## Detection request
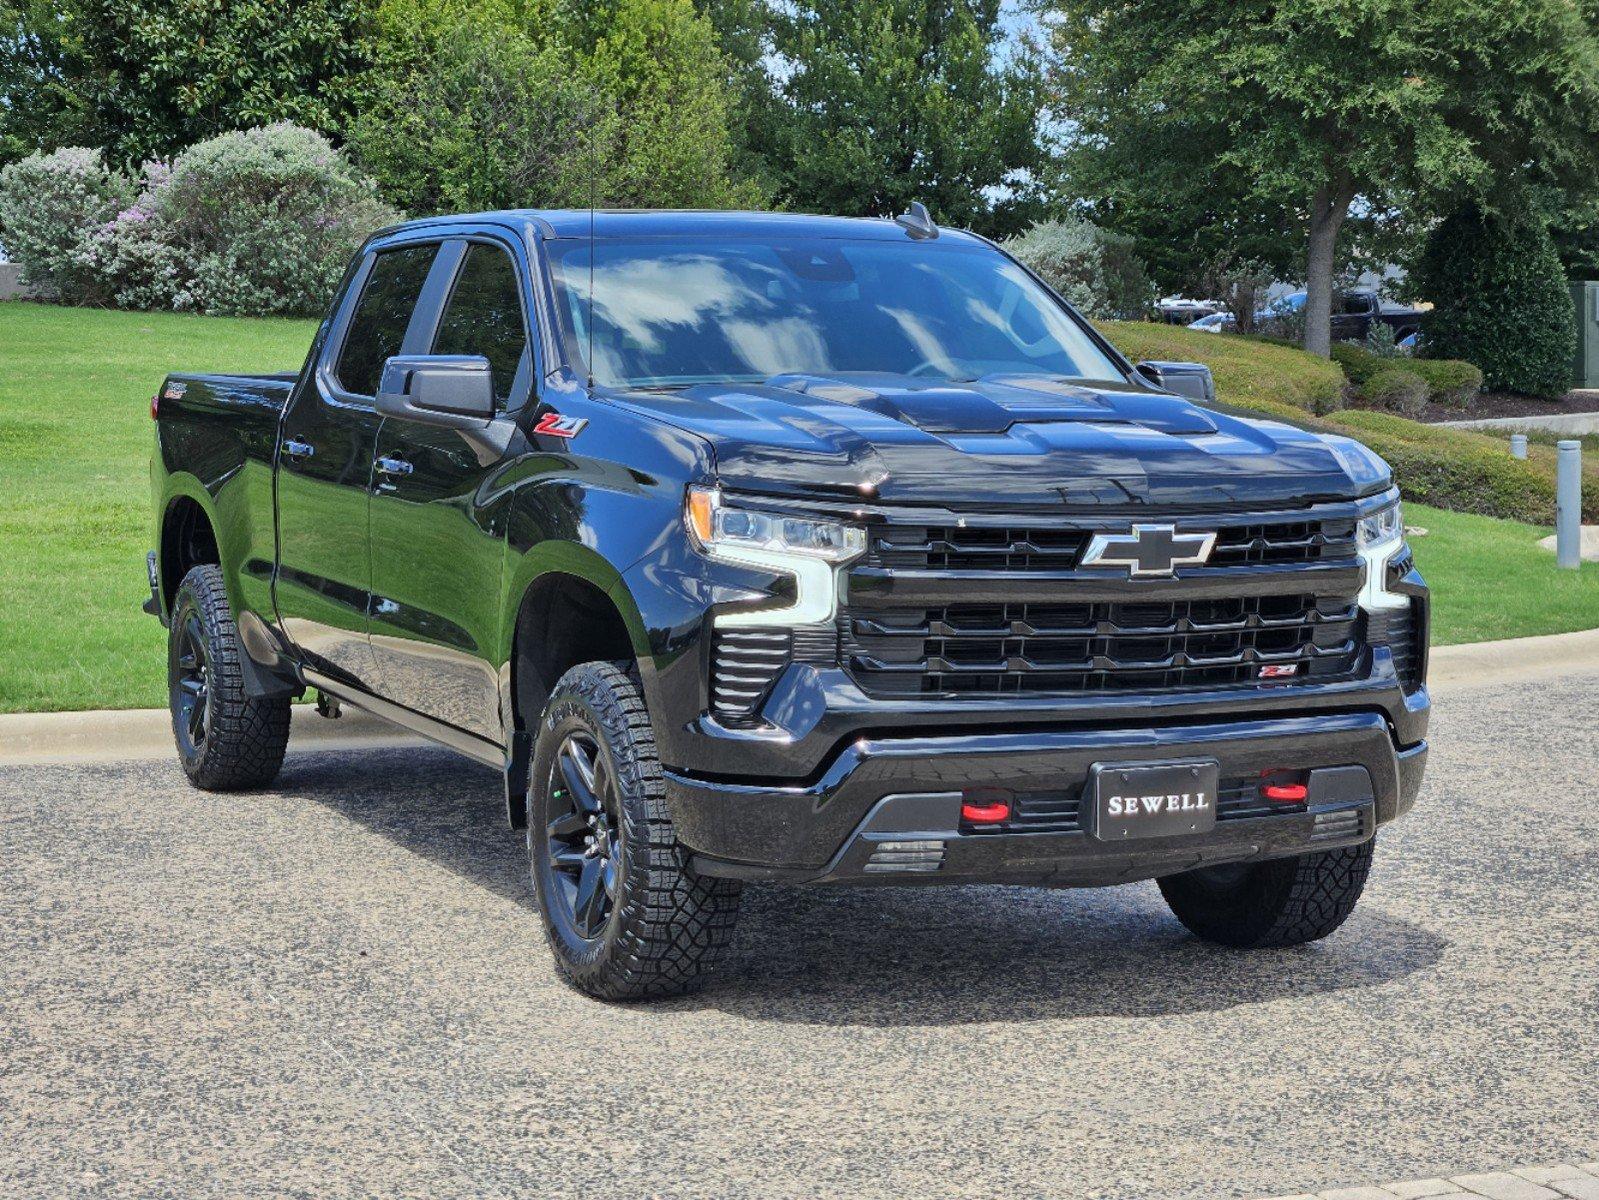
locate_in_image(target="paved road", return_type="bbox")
[3,672,1597,1200]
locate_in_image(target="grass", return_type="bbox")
[1405,503,1599,644]
[0,302,1594,713]
[0,302,317,713]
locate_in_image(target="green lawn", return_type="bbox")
[0,301,1594,713]
[1404,502,1599,645]
[0,302,317,713]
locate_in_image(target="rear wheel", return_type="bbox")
[167,564,290,790]
[528,661,741,1000]
[1158,839,1373,949]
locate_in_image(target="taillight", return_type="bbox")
[150,392,160,421]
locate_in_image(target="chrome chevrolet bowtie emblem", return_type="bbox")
[1080,524,1216,577]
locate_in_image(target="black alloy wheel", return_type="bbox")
[170,611,212,758]
[543,731,622,940]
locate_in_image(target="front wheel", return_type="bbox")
[167,564,291,790]
[1158,839,1374,949]
[528,661,742,1000]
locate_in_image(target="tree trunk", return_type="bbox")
[1303,179,1353,359]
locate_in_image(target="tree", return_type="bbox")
[346,0,758,214]
[1046,0,1599,356]
[703,0,1045,238]
[0,0,379,169]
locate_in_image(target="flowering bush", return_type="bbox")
[1004,216,1154,320]
[0,124,398,316]
[158,123,399,316]
[0,148,132,302]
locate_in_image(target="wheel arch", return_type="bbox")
[157,484,225,614]
[499,553,653,829]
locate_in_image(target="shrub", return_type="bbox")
[0,126,397,317]
[1326,410,1599,524]
[0,148,132,302]
[1332,340,1483,409]
[1096,320,1346,414]
[1405,358,1483,409]
[1413,205,1576,397]
[1364,320,1401,358]
[157,124,399,316]
[1008,218,1154,320]
[1330,340,1382,388]
[1364,367,1429,417]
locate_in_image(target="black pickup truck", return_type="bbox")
[147,209,1429,999]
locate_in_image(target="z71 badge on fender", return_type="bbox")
[533,412,587,439]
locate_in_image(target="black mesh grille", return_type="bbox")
[710,629,791,722]
[843,594,1362,697]
[1365,601,1422,691]
[866,517,1358,572]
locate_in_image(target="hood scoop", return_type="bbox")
[764,372,1218,437]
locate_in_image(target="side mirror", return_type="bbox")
[375,355,495,427]
[1135,360,1215,404]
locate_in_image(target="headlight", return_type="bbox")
[686,486,866,627]
[687,486,866,563]
[1356,497,1407,612]
[1357,499,1403,550]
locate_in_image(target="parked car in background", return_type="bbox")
[1334,289,1428,344]
[1188,311,1236,333]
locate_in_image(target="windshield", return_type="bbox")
[545,236,1126,389]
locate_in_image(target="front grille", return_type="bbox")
[866,517,1358,572]
[843,594,1362,697]
[710,629,791,722]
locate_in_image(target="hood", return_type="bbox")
[608,372,1391,510]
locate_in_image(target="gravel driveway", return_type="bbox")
[3,671,1596,1199]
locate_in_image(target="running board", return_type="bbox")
[300,670,505,769]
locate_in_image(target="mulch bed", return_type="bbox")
[1419,390,1599,424]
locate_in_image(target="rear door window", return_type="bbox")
[431,243,529,408]
[335,244,439,397]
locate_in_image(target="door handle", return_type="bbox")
[281,438,315,459]
[375,455,413,477]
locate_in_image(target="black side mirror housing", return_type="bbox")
[1135,360,1216,404]
[376,355,495,427]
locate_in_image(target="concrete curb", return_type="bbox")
[0,705,424,766]
[3,626,1599,765]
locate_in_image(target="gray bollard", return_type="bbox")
[1556,439,1582,569]
[1510,434,1528,460]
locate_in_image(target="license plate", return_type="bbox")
[1087,759,1220,841]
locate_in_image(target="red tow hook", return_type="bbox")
[960,799,1011,824]
[1259,770,1309,804]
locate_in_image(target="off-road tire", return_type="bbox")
[1158,839,1374,949]
[167,564,290,790]
[528,661,742,1000]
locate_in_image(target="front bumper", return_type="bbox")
[668,711,1426,886]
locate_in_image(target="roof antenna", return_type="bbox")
[586,97,598,390]
[894,200,939,240]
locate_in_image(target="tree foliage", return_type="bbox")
[0,0,378,169]
[1046,0,1599,355]
[1004,217,1152,319]
[1413,206,1577,398]
[705,0,1044,238]
[345,0,758,214]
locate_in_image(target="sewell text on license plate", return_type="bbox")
[1087,759,1220,840]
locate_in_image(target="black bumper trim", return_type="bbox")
[667,712,1423,878]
